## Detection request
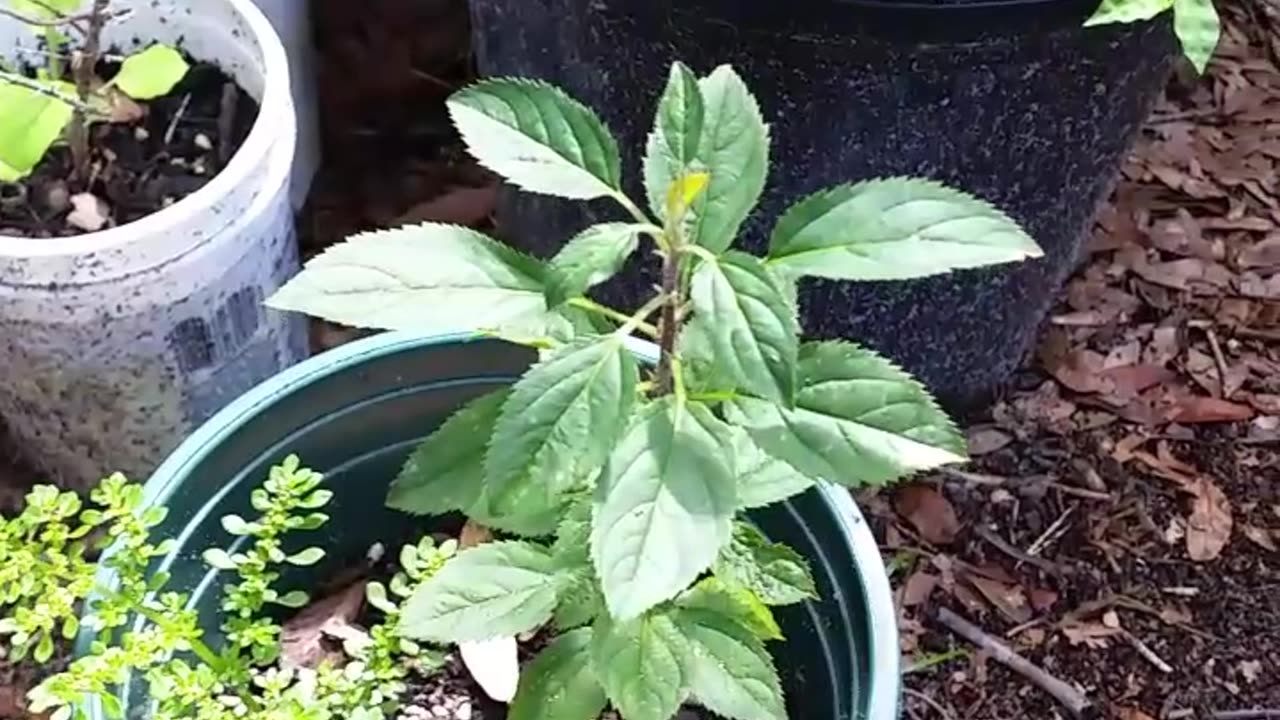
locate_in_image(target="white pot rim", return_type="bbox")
[0,0,290,260]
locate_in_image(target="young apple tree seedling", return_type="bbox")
[268,61,1044,720]
[0,0,189,182]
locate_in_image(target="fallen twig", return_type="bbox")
[1212,711,1280,720]
[1027,505,1076,557]
[936,607,1093,718]
[163,92,193,146]
[973,525,1069,576]
[1121,630,1172,673]
[903,687,957,720]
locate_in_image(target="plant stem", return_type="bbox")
[654,251,682,396]
[568,297,659,338]
[69,0,109,183]
[0,70,95,112]
[611,192,653,228]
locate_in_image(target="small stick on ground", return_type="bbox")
[1212,711,1280,720]
[1121,630,1172,673]
[973,525,1068,576]
[216,82,238,169]
[902,688,958,720]
[936,607,1093,718]
[1027,505,1076,557]
[1206,327,1232,398]
[163,92,193,146]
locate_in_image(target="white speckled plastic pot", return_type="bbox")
[0,0,309,489]
[250,0,320,206]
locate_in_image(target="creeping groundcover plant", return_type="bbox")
[264,61,1044,720]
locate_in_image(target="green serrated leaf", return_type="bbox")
[202,548,237,571]
[509,628,608,720]
[685,66,770,253]
[266,224,569,341]
[725,341,966,486]
[728,428,815,509]
[400,541,564,643]
[1173,0,1220,74]
[679,577,782,641]
[287,547,326,566]
[767,178,1042,281]
[545,224,646,307]
[0,78,73,177]
[715,523,817,605]
[486,337,638,515]
[553,569,604,631]
[551,502,593,570]
[388,389,509,516]
[644,61,706,218]
[591,612,687,720]
[448,78,622,200]
[112,45,189,100]
[1083,0,1174,24]
[592,398,737,620]
[690,251,798,403]
[675,607,786,720]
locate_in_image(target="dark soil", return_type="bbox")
[0,57,257,238]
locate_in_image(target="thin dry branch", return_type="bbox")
[936,608,1093,718]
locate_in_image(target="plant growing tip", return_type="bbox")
[270,59,1042,720]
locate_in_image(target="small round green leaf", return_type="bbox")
[202,548,238,571]
[286,547,326,566]
[113,45,189,100]
[275,590,310,608]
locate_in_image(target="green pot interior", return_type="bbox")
[91,334,896,719]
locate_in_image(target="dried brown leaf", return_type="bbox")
[895,486,960,546]
[394,184,499,227]
[1186,476,1234,561]
[966,426,1013,456]
[280,581,367,670]
[965,575,1032,624]
[1169,393,1256,423]
[1243,524,1278,551]
[902,570,940,608]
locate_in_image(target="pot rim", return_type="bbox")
[129,330,901,718]
[0,0,291,259]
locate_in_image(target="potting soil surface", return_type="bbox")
[0,59,257,237]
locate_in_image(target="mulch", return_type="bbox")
[886,3,1280,718]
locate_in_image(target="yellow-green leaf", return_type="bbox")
[1173,0,1221,74]
[113,45,189,100]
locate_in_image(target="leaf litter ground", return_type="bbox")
[887,3,1280,717]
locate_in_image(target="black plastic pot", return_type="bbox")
[468,0,1176,410]
[84,333,902,720]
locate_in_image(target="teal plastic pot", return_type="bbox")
[88,332,901,719]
